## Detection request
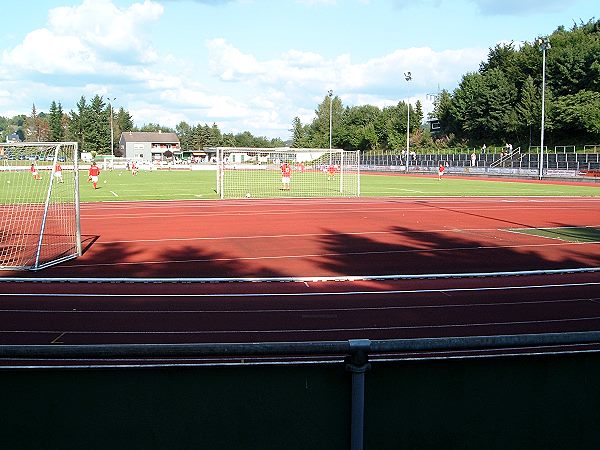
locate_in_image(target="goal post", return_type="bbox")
[215,147,360,199]
[0,142,81,271]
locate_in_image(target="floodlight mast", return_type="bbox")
[404,72,412,173]
[538,38,550,180]
[109,97,116,157]
[328,89,333,165]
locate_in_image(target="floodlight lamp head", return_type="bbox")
[538,37,550,50]
[404,72,412,81]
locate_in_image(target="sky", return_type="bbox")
[0,0,597,140]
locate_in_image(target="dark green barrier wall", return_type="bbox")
[366,353,600,449]
[2,352,600,449]
[1,364,350,449]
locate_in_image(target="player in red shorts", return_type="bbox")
[88,161,101,189]
[327,164,336,180]
[30,163,41,180]
[438,163,446,180]
[281,162,291,190]
[53,162,63,183]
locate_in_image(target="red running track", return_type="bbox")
[0,197,599,358]
[15,196,600,278]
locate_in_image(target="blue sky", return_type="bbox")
[0,0,596,139]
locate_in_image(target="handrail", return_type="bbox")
[1,331,599,360]
[490,146,521,168]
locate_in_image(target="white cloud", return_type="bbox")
[3,28,96,75]
[199,38,488,136]
[206,38,485,97]
[2,0,163,74]
[207,38,265,81]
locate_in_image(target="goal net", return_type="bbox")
[215,147,360,199]
[0,142,81,271]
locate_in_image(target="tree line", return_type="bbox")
[290,95,424,151]
[0,96,285,156]
[0,95,135,156]
[433,19,600,149]
[1,19,598,154]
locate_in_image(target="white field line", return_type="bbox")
[4,315,600,335]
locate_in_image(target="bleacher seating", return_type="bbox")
[361,150,600,176]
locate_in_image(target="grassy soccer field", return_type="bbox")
[74,169,598,202]
[359,173,600,197]
[1,168,599,203]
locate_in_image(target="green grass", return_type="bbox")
[360,173,600,197]
[77,170,599,201]
[1,169,599,203]
[508,227,600,243]
[78,169,219,202]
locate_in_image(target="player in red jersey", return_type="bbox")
[88,161,101,189]
[281,162,291,190]
[438,163,446,180]
[53,162,63,183]
[326,164,336,180]
[30,163,41,180]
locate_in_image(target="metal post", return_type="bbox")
[34,145,60,269]
[73,142,82,257]
[404,72,412,173]
[328,90,333,165]
[109,97,116,158]
[346,339,371,450]
[340,150,344,193]
[538,38,550,180]
[356,150,361,197]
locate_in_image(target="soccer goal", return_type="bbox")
[215,147,360,199]
[0,142,81,271]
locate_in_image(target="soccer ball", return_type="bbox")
[245,193,251,198]
[104,180,107,184]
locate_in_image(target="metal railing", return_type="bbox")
[2,332,600,450]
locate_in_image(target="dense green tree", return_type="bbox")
[290,116,306,148]
[234,131,255,147]
[48,101,65,142]
[339,104,382,151]
[310,95,343,148]
[377,104,402,150]
[515,76,540,146]
[115,107,134,145]
[191,124,212,149]
[550,90,600,137]
[26,103,46,142]
[209,123,222,147]
[176,121,193,150]
[83,95,109,154]
[221,133,236,147]
[68,96,90,150]
[413,101,424,131]
[136,123,174,133]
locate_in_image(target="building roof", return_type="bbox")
[121,131,180,143]
[6,133,21,142]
